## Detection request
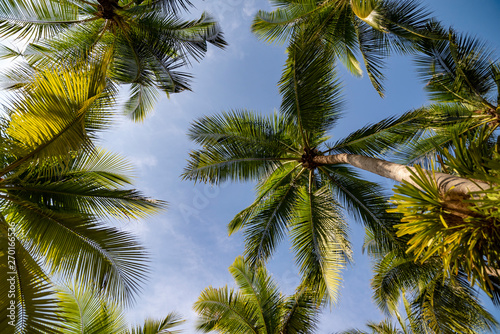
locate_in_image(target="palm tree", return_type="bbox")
[0,0,226,120]
[183,35,435,303]
[183,31,500,302]
[0,63,165,332]
[194,256,320,334]
[252,0,442,96]
[55,286,128,333]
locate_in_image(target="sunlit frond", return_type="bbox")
[291,185,352,303]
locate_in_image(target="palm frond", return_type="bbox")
[280,286,320,334]
[279,32,343,144]
[251,1,319,45]
[137,11,226,62]
[355,20,387,96]
[319,165,399,254]
[194,287,260,333]
[380,0,439,52]
[182,110,298,184]
[371,251,441,315]
[415,26,498,107]
[130,312,185,334]
[0,228,60,333]
[228,163,303,235]
[8,204,149,307]
[240,164,304,266]
[134,0,193,15]
[0,0,82,41]
[290,185,352,303]
[229,256,281,333]
[409,273,498,333]
[123,83,160,122]
[394,103,491,164]
[325,108,428,157]
[1,62,114,177]
[55,286,127,334]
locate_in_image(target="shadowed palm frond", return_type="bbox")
[0,223,61,333]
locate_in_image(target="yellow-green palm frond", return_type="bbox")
[1,61,115,177]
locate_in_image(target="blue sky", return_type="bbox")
[97,0,500,332]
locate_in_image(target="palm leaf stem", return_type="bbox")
[0,16,98,25]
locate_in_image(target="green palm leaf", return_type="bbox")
[0,62,113,177]
[241,164,304,266]
[0,224,60,334]
[130,312,185,334]
[55,286,127,334]
[279,33,342,143]
[291,185,352,302]
[194,256,322,334]
[8,204,149,307]
[183,110,297,184]
[0,0,83,41]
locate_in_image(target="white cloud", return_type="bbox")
[128,154,158,170]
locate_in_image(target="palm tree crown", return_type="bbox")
[252,0,440,95]
[0,0,226,120]
[0,63,166,332]
[194,256,320,334]
[183,35,425,303]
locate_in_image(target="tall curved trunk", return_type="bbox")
[313,153,492,196]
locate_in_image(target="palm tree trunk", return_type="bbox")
[313,153,491,196]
